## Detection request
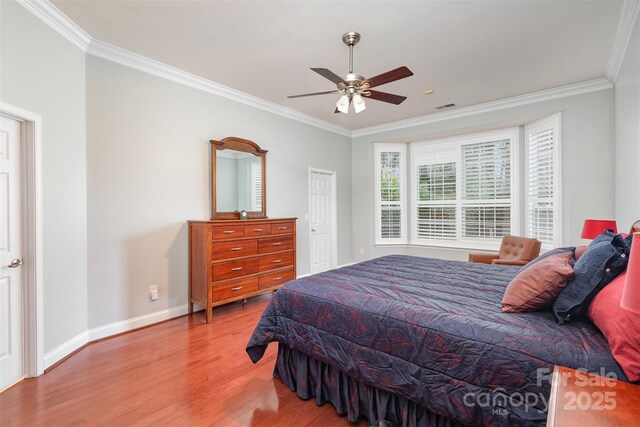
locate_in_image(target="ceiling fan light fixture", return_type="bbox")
[353,93,366,113]
[336,94,350,113]
[287,32,413,113]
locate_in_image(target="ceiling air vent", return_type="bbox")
[435,103,456,110]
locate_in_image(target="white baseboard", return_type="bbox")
[297,262,356,280]
[43,305,189,370]
[43,330,90,370]
[42,263,358,371]
[88,304,189,342]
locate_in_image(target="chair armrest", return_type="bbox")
[492,259,530,266]
[468,253,499,264]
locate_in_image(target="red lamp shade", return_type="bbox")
[621,233,640,314]
[581,219,618,239]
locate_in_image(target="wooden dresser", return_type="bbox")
[188,218,297,323]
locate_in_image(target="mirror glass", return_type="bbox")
[215,149,263,212]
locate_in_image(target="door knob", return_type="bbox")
[8,258,23,268]
[311,229,316,232]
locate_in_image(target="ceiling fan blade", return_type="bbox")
[363,66,413,89]
[311,68,347,85]
[288,90,340,99]
[364,90,407,105]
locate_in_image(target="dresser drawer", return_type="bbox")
[211,258,259,281]
[271,222,294,235]
[258,235,294,253]
[259,268,295,290]
[212,225,245,240]
[244,224,271,237]
[259,251,294,272]
[211,239,257,260]
[212,277,259,302]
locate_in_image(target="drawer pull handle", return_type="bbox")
[230,247,243,251]
[272,259,282,263]
[253,228,263,232]
[273,277,282,281]
[273,242,282,246]
[231,267,243,271]
[278,226,287,230]
[231,286,243,291]
[222,230,235,234]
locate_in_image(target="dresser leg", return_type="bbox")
[205,306,212,324]
[188,302,193,315]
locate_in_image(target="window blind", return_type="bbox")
[416,162,456,239]
[526,118,558,247]
[461,140,511,239]
[378,150,404,240]
[251,162,262,211]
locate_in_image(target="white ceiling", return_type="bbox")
[52,0,624,130]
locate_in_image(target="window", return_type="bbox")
[250,161,262,211]
[414,144,457,240]
[375,143,406,244]
[410,129,520,249]
[460,139,512,239]
[525,114,562,249]
[374,115,562,251]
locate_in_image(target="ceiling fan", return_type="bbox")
[287,32,414,114]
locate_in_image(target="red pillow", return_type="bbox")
[588,272,640,382]
[502,252,574,312]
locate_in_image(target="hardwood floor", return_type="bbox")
[1,295,366,426]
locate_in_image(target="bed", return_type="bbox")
[246,255,626,426]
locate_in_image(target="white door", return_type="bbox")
[310,170,333,274]
[0,116,23,391]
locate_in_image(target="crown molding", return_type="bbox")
[16,0,351,137]
[17,0,91,51]
[86,39,351,137]
[607,0,640,84]
[16,0,621,140]
[351,78,613,138]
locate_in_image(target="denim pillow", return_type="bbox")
[553,231,632,324]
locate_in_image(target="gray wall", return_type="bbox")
[216,156,238,211]
[86,56,352,328]
[615,16,640,229]
[0,1,88,352]
[352,89,615,262]
[2,0,628,357]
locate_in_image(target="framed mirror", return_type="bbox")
[211,137,267,219]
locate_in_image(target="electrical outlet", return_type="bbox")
[360,248,365,255]
[149,285,159,301]
[304,213,309,221]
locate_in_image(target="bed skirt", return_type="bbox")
[274,344,466,427]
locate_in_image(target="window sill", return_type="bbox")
[375,243,501,253]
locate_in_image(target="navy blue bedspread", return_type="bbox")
[246,255,625,426]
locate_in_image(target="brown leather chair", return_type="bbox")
[468,235,542,266]
[630,219,640,234]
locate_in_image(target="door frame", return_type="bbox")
[308,168,338,273]
[1,102,44,377]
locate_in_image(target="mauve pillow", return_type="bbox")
[588,272,640,382]
[553,231,632,324]
[521,247,575,269]
[574,246,588,261]
[502,251,575,313]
